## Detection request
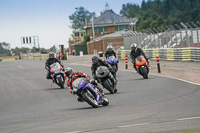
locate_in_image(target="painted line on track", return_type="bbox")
[176,116,200,121]
[18,65,23,69]
[64,116,200,133]
[118,68,200,86]
[64,131,84,133]
[150,73,200,86]
[117,123,150,128]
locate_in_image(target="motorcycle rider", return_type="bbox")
[105,45,117,59]
[91,56,117,92]
[65,67,104,102]
[45,52,64,79]
[130,43,149,71]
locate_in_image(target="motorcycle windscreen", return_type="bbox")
[96,66,109,78]
[136,56,143,62]
[72,78,82,89]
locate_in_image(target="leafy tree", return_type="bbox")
[69,7,96,30]
[83,35,90,45]
[0,42,11,56]
[120,0,200,31]
[11,47,31,56]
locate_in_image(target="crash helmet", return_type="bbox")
[91,56,100,64]
[65,67,74,77]
[130,43,137,51]
[107,45,113,52]
[130,43,137,48]
[49,52,54,58]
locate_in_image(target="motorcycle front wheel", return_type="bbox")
[82,90,98,108]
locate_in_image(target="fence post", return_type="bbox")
[156,56,161,73]
[125,55,128,69]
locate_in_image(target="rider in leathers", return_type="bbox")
[130,43,149,71]
[91,56,117,92]
[65,67,104,102]
[105,45,117,59]
[45,52,64,79]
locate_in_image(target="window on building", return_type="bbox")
[115,26,119,31]
[119,25,130,31]
[81,33,84,37]
[103,27,107,32]
[94,27,103,33]
[75,32,79,37]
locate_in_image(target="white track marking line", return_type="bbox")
[176,116,200,121]
[119,68,200,86]
[18,65,23,68]
[150,73,200,86]
[117,123,150,128]
[64,131,84,133]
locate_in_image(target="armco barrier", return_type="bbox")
[182,48,191,61]
[167,49,174,61]
[117,48,200,61]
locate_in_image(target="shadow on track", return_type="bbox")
[45,88,66,90]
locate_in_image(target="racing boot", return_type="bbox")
[97,86,104,93]
[77,96,84,102]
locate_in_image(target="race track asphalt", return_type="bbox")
[0,60,200,133]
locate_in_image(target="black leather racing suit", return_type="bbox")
[105,50,117,59]
[45,57,63,79]
[130,48,149,70]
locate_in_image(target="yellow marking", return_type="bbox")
[121,50,125,59]
[182,48,191,61]
[152,49,159,60]
[2,58,15,61]
[167,48,174,60]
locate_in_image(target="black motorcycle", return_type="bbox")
[95,66,117,94]
[50,62,65,88]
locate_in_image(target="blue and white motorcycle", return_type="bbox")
[72,78,109,108]
[107,56,119,77]
[50,62,65,88]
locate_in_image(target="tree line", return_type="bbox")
[0,42,51,57]
[120,0,200,30]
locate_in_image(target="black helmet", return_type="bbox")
[92,56,100,64]
[49,52,54,58]
[65,67,74,77]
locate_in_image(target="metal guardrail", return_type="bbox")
[116,48,200,61]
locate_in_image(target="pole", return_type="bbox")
[125,55,128,69]
[92,18,95,39]
[156,56,161,73]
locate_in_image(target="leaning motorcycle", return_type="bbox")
[95,66,117,94]
[50,62,65,88]
[134,55,149,79]
[107,56,119,77]
[72,78,109,108]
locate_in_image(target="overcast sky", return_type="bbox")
[0,0,143,49]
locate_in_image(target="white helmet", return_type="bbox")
[130,43,137,48]
[107,45,113,50]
